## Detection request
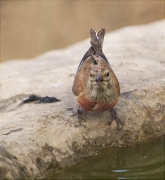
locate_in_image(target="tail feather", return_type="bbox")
[77,28,109,71]
[90,28,105,53]
[97,28,105,49]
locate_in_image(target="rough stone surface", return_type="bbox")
[0,20,165,179]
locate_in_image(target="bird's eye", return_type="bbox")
[106,72,109,77]
[90,74,93,77]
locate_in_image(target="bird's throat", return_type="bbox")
[89,86,114,102]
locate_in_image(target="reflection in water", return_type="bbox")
[47,136,165,179]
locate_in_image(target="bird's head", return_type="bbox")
[87,65,114,101]
[89,68,111,87]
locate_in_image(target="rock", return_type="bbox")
[0,20,165,179]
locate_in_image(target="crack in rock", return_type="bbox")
[2,128,23,135]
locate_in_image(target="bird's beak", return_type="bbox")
[96,75,103,84]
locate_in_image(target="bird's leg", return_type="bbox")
[70,107,85,124]
[109,108,123,133]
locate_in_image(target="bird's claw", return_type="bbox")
[70,108,85,124]
[109,108,124,133]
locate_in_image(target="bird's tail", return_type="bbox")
[90,28,109,64]
[90,28,105,51]
[77,28,108,71]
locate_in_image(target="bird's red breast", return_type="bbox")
[76,91,118,112]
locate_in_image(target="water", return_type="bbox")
[47,136,165,179]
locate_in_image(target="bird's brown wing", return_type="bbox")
[72,56,94,96]
[76,47,95,72]
[107,65,120,96]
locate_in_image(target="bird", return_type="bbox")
[72,28,123,131]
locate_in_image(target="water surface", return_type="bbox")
[48,136,165,179]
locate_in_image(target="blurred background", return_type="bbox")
[1,1,164,62]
